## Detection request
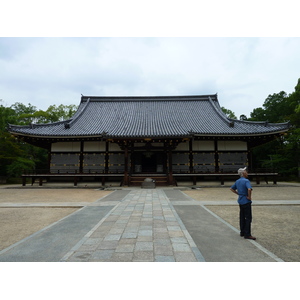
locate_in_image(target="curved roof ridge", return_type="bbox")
[230,118,290,127]
[7,118,71,131]
[81,94,218,102]
[64,98,90,129]
[208,96,233,127]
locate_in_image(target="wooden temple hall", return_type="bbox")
[8,94,290,186]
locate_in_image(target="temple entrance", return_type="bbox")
[132,151,165,173]
[142,152,156,172]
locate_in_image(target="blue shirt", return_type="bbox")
[230,177,252,205]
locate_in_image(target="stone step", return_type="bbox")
[130,176,168,186]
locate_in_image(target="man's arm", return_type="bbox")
[230,188,238,195]
[247,188,252,200]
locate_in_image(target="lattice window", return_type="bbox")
[83,153,105,173]
[172,153,189,173]
[108,153,124,173]
[219,152,248,172]
[193,152,215,173]
[50,153,80,173]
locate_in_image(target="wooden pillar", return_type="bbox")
[247,141,252,171]
[189,139,196,184]
[105,141,109,173]
[214,140,219,173]
[220,176,225,185]
[130,142,134,174]
[167,146,173,185]
[79,141,84,173]
[123,142,129,186]
[189,139,193,174]
[48,151,51,173]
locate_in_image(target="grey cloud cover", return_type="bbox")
[1,37,300,118]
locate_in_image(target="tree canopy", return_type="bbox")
[0,102,77,179]
[248,78,300,178]
[221,107,237,119]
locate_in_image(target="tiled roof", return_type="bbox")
[8,95,290,138]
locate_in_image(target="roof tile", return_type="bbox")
[8,95,290,138]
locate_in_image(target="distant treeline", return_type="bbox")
[0,103,77,179]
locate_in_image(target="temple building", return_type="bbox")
[8,94,290,186]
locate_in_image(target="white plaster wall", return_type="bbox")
[217,141,247,151]
[84,141,106,152]
[176,142,189,150]
[51,142,80,152]
[192,140,214,151]
[109,143,123,151]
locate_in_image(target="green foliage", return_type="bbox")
[9,103,78,125]
[6,157,35,178]
[0,101,77,178]
[0,103,18,130]
[249,78,300,177]
[250,107,266,121]
[0,132,26,176]
[239,114,247,121]
[221,107,237,119]
[262,91,292,122]
[46,104,77,122]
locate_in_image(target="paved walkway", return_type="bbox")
[0,189,286,262]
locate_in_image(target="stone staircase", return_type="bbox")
[129,174,169,186]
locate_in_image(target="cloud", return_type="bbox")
[1,37,300,118]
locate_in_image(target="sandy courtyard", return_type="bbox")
[184,184,300,262]
[0,183,299,261]
[0,188,111,251]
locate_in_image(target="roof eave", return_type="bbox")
[193,130,289,137]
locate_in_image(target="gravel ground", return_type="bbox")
[1,183,299,262]
[0,207,79,250]
[203,205,300,262]
[183,184,300,201]
[183,183,300,262]
[0,187,111,251]
[0,187,111,203]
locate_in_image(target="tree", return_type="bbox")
[0,102,18,130]
[239,114,247,121]
[288,78,300,127]
[249,78,300,178]
[0,101,78,180]
[250,107,266,121]
[9,103,78,125]
[10,102,37,125]
[46,104,77,122]
[221,107,237,119]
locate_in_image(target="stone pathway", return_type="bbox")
[61,189,205,262]
[1,188,287,262]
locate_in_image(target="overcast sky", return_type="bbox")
[1,37,299,118]
[1,2,300,119]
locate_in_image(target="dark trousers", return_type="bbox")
[239,203,252,236]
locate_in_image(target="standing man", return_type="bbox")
[230,167,256,240]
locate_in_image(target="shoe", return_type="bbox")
[244,236,256,240]
[240,233,244,237]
